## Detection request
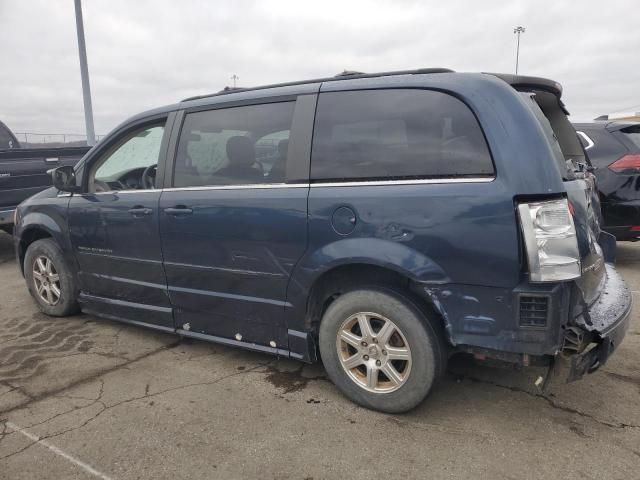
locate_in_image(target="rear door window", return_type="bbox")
[173,102,295,187]
[310,89,494,181]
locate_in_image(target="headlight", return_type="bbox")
[518,199,581,282]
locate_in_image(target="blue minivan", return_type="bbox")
[14,69,632,412]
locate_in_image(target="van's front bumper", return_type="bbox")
[564,263,632,382]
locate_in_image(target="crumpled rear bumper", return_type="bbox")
[564,264,632,382]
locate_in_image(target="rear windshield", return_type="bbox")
[520,91,585,180]
[621,125,640,149]
[520,93,567,176]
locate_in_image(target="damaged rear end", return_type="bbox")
[501,74,633,381]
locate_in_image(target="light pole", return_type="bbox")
[513,26,526,75]
[74,0,96,146]
[230,74,239,88]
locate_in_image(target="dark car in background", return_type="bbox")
[13,69,632,413]
[574,121,640,240]
[0,120,21,150]
[0,121,90,231]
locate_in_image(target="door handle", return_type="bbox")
[128,206,153,216]
[164,206,193,216]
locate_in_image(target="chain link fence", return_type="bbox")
[13,132,105,148]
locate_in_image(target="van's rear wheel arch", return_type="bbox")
[306,264,450,367]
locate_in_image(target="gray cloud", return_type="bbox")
[1,0,638,137]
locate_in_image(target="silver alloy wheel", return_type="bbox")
[32,255,61,306]
[336,312,412,393]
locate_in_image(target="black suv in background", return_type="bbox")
[574,122,640,240]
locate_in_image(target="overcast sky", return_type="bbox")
[1,0,639,137]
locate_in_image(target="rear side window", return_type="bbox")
[173,101,295,187]
[311,89,494,181]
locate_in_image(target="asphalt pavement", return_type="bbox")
[1,233,639,479]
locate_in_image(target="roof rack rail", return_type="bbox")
[181,67,454,102]
[219,86,243,93]
[334,70,366,77]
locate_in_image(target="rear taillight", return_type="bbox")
[517,199,581,283]
[630,226,640,232]
[608,154,640,173]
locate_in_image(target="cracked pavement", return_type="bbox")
[0,233,639,479]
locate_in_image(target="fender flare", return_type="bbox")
[284,237,453,359]
[18,212,73,272]
[298,237,450,287]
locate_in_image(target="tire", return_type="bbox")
[319,288,445,413]
[24,238,79,317]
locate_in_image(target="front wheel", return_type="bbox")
[319,288,445,413]
[24,238,79,317]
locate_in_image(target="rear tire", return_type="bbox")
[319,288,445,413]
[24,238,79,317]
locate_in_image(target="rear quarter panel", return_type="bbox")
[286,74,569,353]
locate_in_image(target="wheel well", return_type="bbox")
[19,228,52,272]
[306,264,447,342]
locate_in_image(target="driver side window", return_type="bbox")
[91,124,165,192]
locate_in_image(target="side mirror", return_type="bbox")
[51,165,80,193]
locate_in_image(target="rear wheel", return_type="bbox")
[24,238,79,316]
[319,288,445,413]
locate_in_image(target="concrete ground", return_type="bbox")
[0,233,638,480]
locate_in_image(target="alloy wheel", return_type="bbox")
[336,312,412,393]
[32,255,61,306]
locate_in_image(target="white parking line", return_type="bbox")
[6,422,113,480]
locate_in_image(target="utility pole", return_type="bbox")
[231,74,239,88]
[74,0,96,146]
[513,26,526,75]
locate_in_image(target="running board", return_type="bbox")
[176,328,290,357]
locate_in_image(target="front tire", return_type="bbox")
[319,288,445,413]
[24,238,79,317]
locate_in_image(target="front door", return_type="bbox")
[159,99,310,349]
[68,119,173,329]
